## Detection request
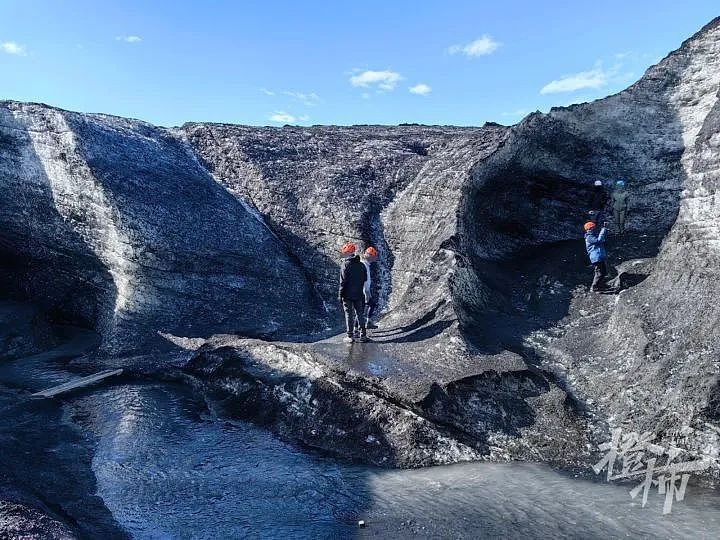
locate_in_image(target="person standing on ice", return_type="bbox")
[354,246,379,335]
[588,180,607,224]
[584,221,609,292]
[611,179,630,234]
[338,242,369,343]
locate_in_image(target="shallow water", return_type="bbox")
[66,383,720,540]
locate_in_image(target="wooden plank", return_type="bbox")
[32,369,123,398]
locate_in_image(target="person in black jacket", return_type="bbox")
[588,180,607,224]
[339,242,368,342]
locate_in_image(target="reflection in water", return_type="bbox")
[72,384,366,539]
[68,384,720,540]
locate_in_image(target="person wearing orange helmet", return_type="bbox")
[354,246,379,334]
[584,220,609,292]
[339,242,369,342]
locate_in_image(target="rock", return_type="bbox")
[181,334,589,467]
[180,122,509,329]
[182,336,486,468]
[0,501,76,540]
[0,104,327,353]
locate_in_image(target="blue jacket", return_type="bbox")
[585,227,607,263]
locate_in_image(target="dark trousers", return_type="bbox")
[354,301,375,331]
[614,208,627,232]
[342,298,366,337]
[592,261,608,290]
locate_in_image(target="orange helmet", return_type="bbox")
[584,221,597,232]
[341,242,356,255]
[364,246,378,258]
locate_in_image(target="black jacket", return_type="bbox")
[589,186,607,211]
[339,256,367,301]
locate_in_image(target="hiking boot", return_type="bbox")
[367,322,378,329]
[343,335,354,343]
[358,334,370,343]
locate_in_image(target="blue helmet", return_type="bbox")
[616,179,626,186]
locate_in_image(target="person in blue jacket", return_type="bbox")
[584,220,609,292]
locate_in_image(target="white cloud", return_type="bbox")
[269,111,295,123]
[540,67,609,94]
[349,70,403,91]
[116,35,142,43]
[540,54,640,96]
[268,111,309,124]
[409,83,432,96]
[448,35,500,57]
[283,90,320,105]
[261,89,319,105]
[1,42,27,56]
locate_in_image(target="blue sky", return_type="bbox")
[1,1,717,127]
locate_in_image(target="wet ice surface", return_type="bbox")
[68,383,720,540]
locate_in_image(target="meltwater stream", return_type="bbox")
[66,383,720,539]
